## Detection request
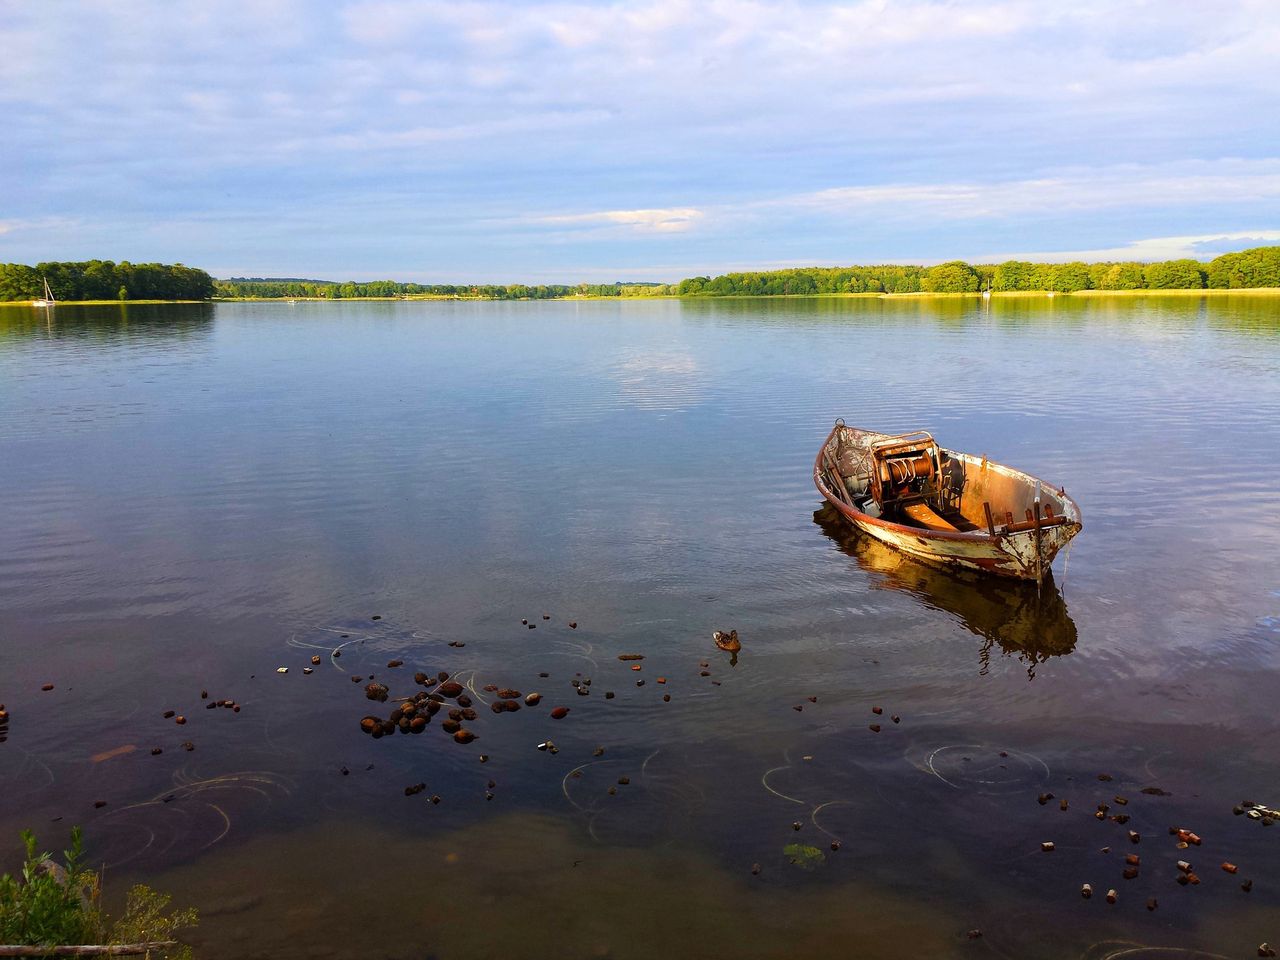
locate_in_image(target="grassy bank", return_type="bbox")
[0,299,211,307]
[3,287,1278,308]
[1066,286,1280,297]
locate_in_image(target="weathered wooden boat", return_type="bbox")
[814,421,1082,582]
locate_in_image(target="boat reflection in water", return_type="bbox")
[813,505,1077,676]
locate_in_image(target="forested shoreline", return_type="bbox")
[671,244,1280,296]
[3,246,1278,302]
[213,278,666,300]
[217,245,1280,300]
[0,260,214,301]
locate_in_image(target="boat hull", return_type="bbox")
[814,424,1082,581]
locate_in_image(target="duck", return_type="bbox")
[713,629,740,652]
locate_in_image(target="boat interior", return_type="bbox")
[821,426,1073,537]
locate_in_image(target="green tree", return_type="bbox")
[992,261,1038,291]
[921,260,980,292]
[1205,246,1280,288]
[1144,259,1205,289]
[1048,261,1092,292]
[1100,262,1146,289]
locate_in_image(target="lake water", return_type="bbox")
[2,295,1279,959]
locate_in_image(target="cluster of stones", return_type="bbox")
[1038,774,1255,908]
[357,670,552,746]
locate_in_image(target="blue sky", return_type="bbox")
[2,0,1279,282]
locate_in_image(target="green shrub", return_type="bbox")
[0,828,101,948]
[0,829,195,958]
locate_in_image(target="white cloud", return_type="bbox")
[0,217,84,239]
[768,161,1280,221]
[511,162,1280,238]
[979,230,1280,264]
[522,208,705,234]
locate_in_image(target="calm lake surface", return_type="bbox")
[2,296,1279,959]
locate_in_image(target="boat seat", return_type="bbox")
[900,501,959,532]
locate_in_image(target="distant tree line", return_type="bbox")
[0,261,215,301]
[673,245,1280,295]
[6,247,1277,303]
[214,278,675,299]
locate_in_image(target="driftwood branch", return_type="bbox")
[0,943,176,956]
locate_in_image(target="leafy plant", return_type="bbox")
[0,828,101,947]
[110,885,197,960]
[0,828,196,958]
[782,842,826,871]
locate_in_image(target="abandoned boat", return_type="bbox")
[814,421,1082,582]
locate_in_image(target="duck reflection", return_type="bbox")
[812,505,1077,675]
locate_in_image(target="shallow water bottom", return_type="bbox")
[136,812,967,960]
[126,810,1277,960]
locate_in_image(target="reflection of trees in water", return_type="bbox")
[0,302,215,344]
[812,505,1077,677]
